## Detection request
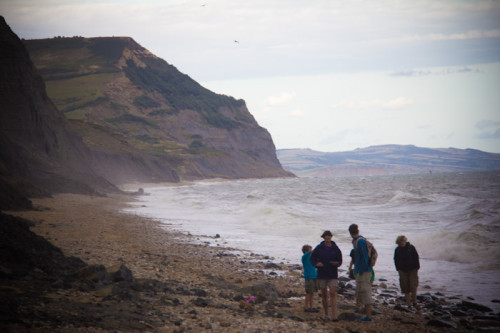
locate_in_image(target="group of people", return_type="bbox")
[301,224,420,322]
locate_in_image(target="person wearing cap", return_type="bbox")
[310,230,343,321]
[394,235,420,309]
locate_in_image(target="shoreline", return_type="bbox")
[2,193,498,332]
[124,181,500,314]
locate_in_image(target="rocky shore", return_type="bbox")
[1,193,499,332]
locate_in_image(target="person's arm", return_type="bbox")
[310,247,322,267]
[336,247,343,267]
[413,245,420,270]
[394,248,400,271]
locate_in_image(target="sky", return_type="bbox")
[1,0,500,153]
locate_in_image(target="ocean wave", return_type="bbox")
[414,223,500,269]
[388,190,433,204]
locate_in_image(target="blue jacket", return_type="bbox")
[301,250,317,281]
[353,236,371,275]
[310,241,343,279]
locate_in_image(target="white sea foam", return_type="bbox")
[124,170,500,310]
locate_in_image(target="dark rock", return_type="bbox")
[472,315,500,321]
[394,304,412,313]
[239,281,280,304]
[192,288,208,297]
[461,300,493,313]
[74,264,109,283]
[107,263,134,283]
[338,312,362,321]
[191,297,210,307]
[427,319,457,328]
[264,262,281,269]
[450,310,468,317]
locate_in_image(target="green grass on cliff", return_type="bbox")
[45,73,117,114]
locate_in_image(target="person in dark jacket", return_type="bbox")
[394,235,420,308]
[310,230,342,321]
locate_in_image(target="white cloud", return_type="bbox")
[475,120,500,130]
[290,109,305,117]
[331,97,413,111]
[263,91,295,107]
[405,29,500,42]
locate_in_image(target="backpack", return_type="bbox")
[355,236,378,267]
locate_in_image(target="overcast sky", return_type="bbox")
[2,0,500,153]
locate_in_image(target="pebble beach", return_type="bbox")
[3,192,499,332]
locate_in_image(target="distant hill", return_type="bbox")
[277,145,500,177]
[23,36,292,181]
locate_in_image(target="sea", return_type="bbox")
[124,170,500,311]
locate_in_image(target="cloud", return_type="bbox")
[476,128,500,139]
[391,67,481,77]
[331,97,413,110]
[407,30,500,42]
[475,120,500,130]
[290,109,306,117]
[263,91,295,107]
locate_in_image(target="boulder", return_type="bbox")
[239,281,280,304]
[461,300,493,313]
[107,263,134,283]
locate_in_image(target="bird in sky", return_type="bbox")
[234,40,239,44]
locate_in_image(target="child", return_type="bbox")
[302,244,319,312]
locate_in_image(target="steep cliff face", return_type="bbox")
[0,17,179,209]
[24,36,293,180]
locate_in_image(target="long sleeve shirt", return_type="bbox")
[310,241,343,279]
[301,250,318,281]
[353,236,371,275]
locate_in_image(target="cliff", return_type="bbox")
[0,17,292,209]
[0,17,115,209]
[23,36,293,180]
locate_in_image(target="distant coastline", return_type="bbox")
[277,145,500,177]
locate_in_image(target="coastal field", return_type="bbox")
[2,192,495,332]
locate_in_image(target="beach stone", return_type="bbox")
[472,319,500,327]
[74,264,108,283]
[264,262,281,269]
[427,319,457,328]
[461,300,493,313]
[450,309,468,316]
[107,263,133,283]
[239,281,280,304]
[338,312,361,321]
[191,297,210,307]
[239,300,255,311]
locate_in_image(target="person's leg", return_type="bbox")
[321,288,329,318]
[329,286,337,319]
[405,293,411,307]
[305,292,312,310]
[411,290,418,307]
[356,272,374,321]
[365,303,372,317]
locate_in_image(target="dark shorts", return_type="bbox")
[399,269,419,293]
[305,279,319,294]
